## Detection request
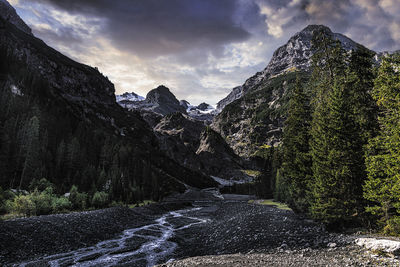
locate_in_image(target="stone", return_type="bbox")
[356,238,400,256]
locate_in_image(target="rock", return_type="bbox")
[144,85,187,115]
[212,25,365,157]
[356,238,400,256]
[328,242,337,248]
[0,0,32,35]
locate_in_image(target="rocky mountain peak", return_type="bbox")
[138,85,186,115]
[217,24,360,111]
[0,0,32,35]
[146,85,176,103]
[196,103,212,111]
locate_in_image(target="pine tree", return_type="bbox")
[310,75,362,226]
[364,54,400,227]
[20,116,40,189]
[281,76,312,213]
[309,36,372,226]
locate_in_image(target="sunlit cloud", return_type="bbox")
[8,0,400,106]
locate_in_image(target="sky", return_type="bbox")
[8,0,400,106]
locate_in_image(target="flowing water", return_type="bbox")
[18,208,207,267]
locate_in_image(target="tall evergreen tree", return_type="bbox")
[281,76,312,213]
[364,54,400,228]
[20,116,40,188]
[309,36,374,226]
[310,75,362,226]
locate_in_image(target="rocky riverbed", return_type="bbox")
[1,191,399,266]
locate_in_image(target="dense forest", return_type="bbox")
[272,31,400,233]
[0,44,190,217]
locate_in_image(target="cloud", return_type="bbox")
[22,0,251,58]
[256,0,400,52]
[10,0,400,106]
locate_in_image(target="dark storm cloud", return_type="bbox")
[26,0,252,57]
[256,0,400,52]
[13,0,400,105]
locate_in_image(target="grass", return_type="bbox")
[249,199,292,211]
[128,200,156,208]
[242,170,262,177]
[0,213,24,220]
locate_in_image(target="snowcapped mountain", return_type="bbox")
[116,92,145,109]
[116,92,145,102]
[117,88,216,122]
[184,102,216,123]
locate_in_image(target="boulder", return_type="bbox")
[356,238,400,256]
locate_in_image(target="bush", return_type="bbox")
[31,189,53,215]
[52,197,72,213]
[91,191,109,208]
[383,217,400,236]
[0,187,4,215]
[69,185,88,210]
[29,178,54,192]
[13,195,36,216]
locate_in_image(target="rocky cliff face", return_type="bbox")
[0,0,31,35]
[145,85,187,115]
[152,112,250,181]
[216,25,360,111]
[0,6,217,193]
[213,25,363,157]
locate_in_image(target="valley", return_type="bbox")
[1,0,400,266]
[1,192,399,266]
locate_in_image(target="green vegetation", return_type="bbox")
[249,199,291,211]
[0,44,186,214]
[270,31,399,232]
[0,179,120,219]
[242,170,262,177]
[278,76,312,213]
[364,54,400,234]
[128,200,156,208]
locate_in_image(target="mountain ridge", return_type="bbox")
[216,25,361,111]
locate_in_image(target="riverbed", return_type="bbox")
[1,192,399,267]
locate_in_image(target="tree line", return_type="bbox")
[0,46,167,217]
[274,32,400,233]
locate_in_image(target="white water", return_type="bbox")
[18,208,207,267]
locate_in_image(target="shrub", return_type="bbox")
[29,178,54,192]
[3,189,16,201]
[52,197,72,213]
[383,217,400,236]
[13,195,36,216]
[91,191,109,208]
[69,185,88,210]
[31,189,53,215]
[0,187,4,215]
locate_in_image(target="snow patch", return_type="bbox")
[116,92,145,102]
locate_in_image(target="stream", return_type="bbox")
[18,207,207,267]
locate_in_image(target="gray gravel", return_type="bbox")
[159,198,400,267]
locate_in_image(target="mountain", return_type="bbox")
[117,88,216,122]
[212,25,365,157]
[0,0,32,35]
[116,92,145,109]
[153,112,250,181]
[0,2,216,201]
[116,85,186,116]
[185,102,216,123]
[216,25,360,111]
